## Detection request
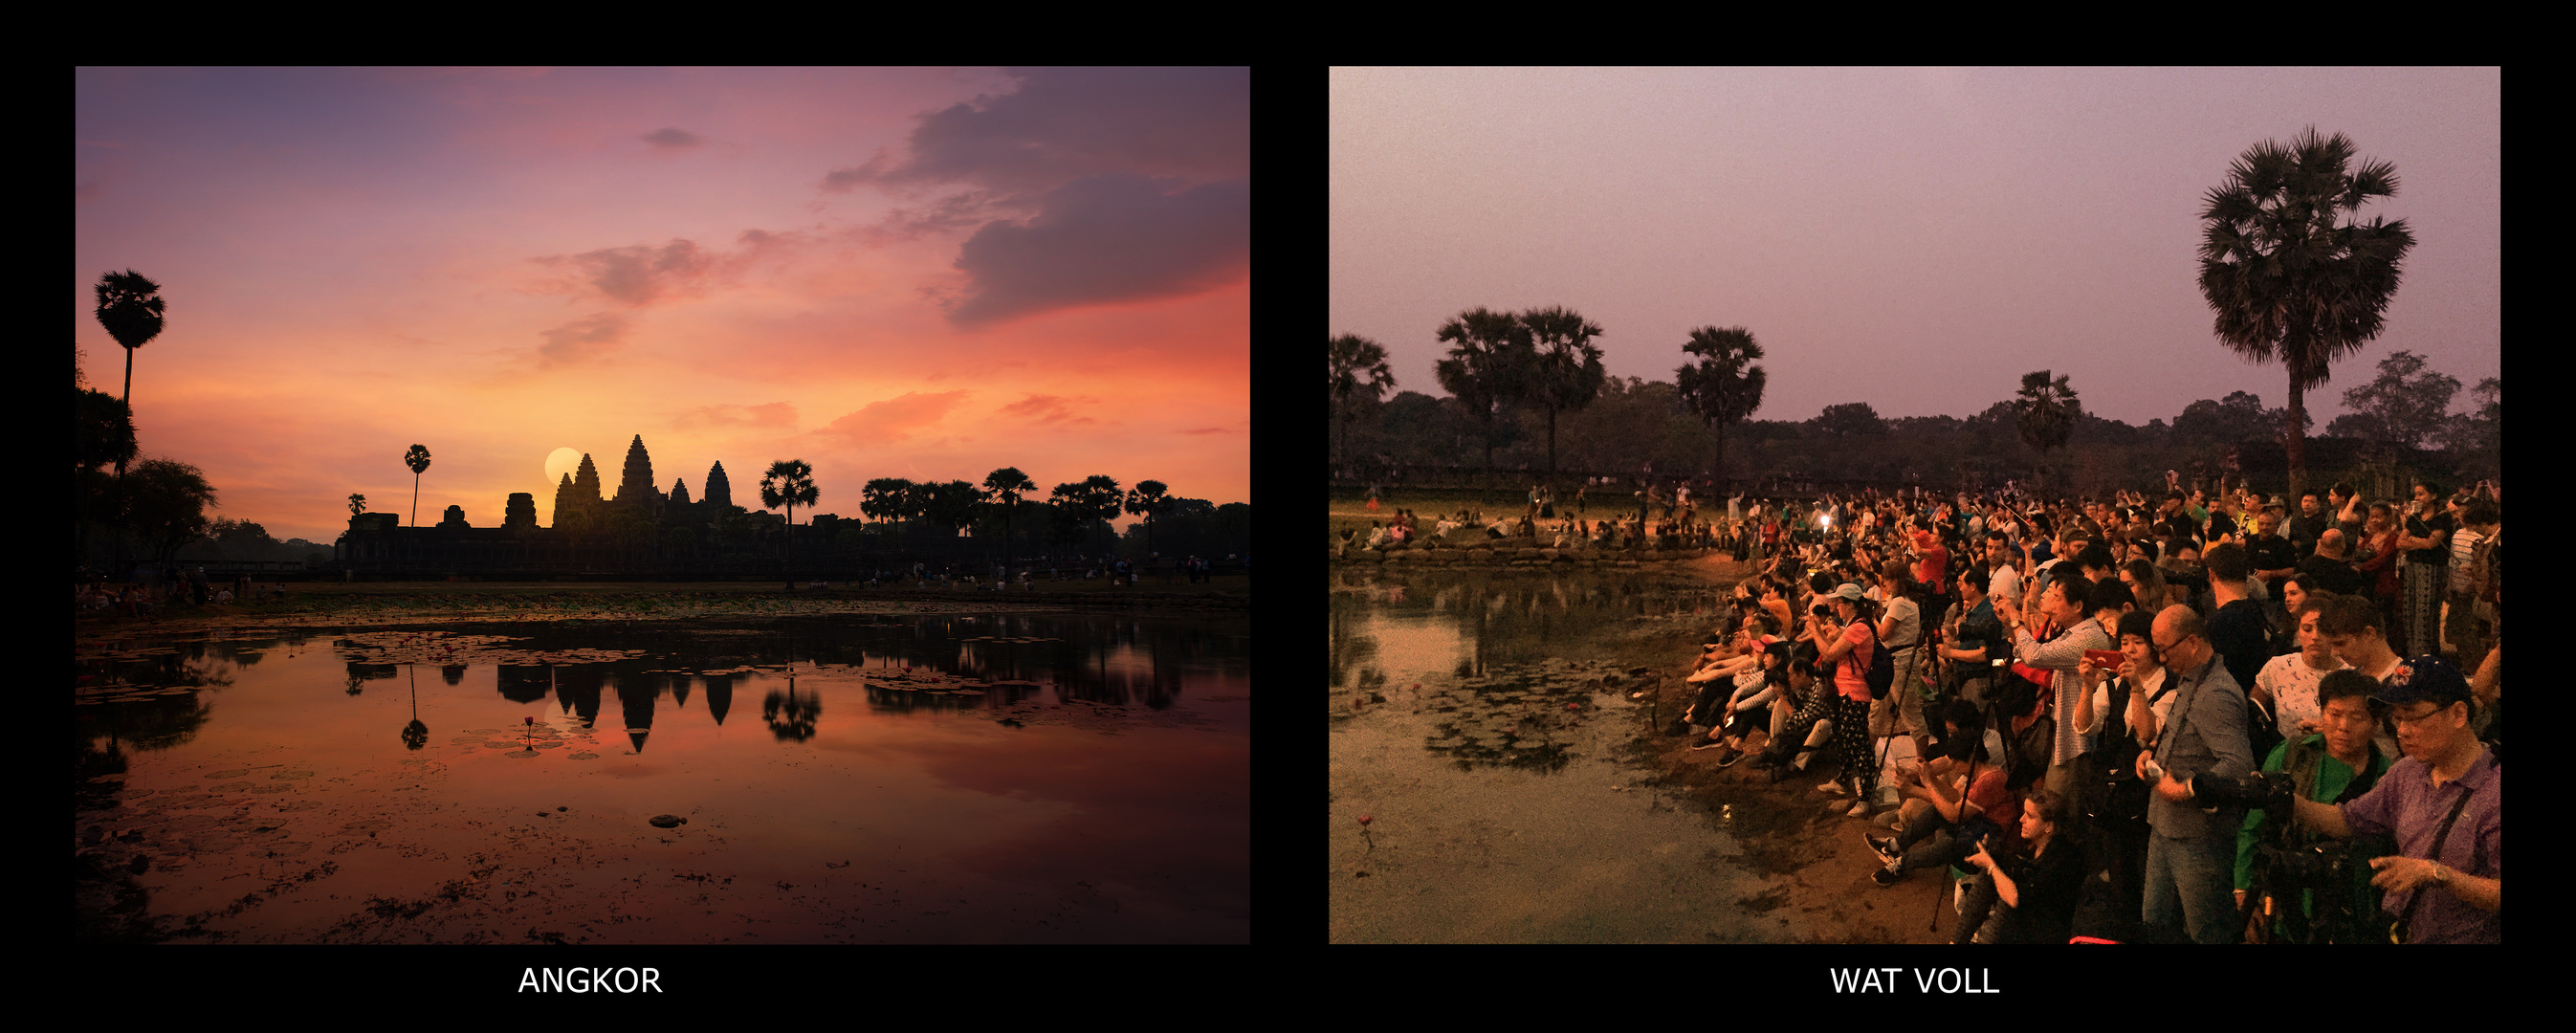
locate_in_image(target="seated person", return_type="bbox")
[1753,648,1837,779]
[1870,698,2018,888]
[1691,641,1789,764]
[1961,788,2086,943]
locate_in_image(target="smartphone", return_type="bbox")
[2084,649,2125,670]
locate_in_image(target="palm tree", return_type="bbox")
[982,467,1036,558]
[1327,334,1396,467]
[1517,306,1606,477]
[2198,126,2416,500]
[2013,370,2081,490]
[348,494,367,516]
[1673,326,1767,487]
[404,445,432,527]
[94,270,166,443]
[1434,307,1534,474]
[1124,479,1174,555]
[760,459,820,581]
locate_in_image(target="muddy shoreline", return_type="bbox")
[1331,556,1954,943]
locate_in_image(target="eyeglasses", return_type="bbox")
[2389,704,2455,727]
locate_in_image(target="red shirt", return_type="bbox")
[1834,621,1875,702]
[1911,531,1949,589]
[1965,766,2022,854]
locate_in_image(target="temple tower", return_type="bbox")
[505,493,538,530]
[613,434,661,507]
[705,461,733,509]
[572,453,605,513]
[670,478,692,506]
[552,473,577,528]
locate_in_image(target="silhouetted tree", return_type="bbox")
[129,458,218,564]
[2326,349,2460,460]
[1434,306,1534,473]
[403,444,432,527]
[1518,305,1607,475]
[1809,402,1887,438]
[760,459,819,579]
[862,477,914,524]
[1328,333,1397,466]
[1673,326,1767,483]
[2198,126,2416,499]
[1124,479,1175,555]
[2013,370,2082,488]
[982,467,1036,556]
[94,270,165,464]
[347,493,367,516]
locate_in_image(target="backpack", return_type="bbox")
[1848,616,1896,700]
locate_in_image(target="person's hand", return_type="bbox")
[2156,768,2192,803]
[2235,889,2248,910]
[2134,752,2154,782]
[1966,839,1994,872]
[2296,718,2321,736]
[2367,855,2443,893]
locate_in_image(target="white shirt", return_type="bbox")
[2256,650,2345,741]
[1989,562,2021,606]
[2083,665,2172,736]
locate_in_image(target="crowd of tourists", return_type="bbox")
[75,565,283,619]
[1661,476,2499,943]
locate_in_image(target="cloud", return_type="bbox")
[642,126,705,149]
[531,238,715,306]
[814,391,971,444]
[999,393,1099,426]
[536,313,631,366]
[947,174,1249,326]
[672,402,799,430]
[823,67,1248,195]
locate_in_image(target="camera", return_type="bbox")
[2189,770,2295,813]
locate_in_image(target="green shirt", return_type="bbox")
[2235,735,2395,933]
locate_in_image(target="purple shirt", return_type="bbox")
[2339,743,2501,943]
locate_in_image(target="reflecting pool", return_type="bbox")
[77,612,1249,943]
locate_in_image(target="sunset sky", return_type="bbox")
[78,67,1248,544]
[1331,67,2498,430]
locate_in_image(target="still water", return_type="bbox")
[1330,565,1830,943]
[77,612,1249,943]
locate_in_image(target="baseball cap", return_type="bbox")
[2370,655,2473,710]
[1830,582,1867,603]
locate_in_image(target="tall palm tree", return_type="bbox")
[1673,326,1767,486]
[1124,479,1174,555]
[94,270,165,438]
[1517,306,1606,477]
[404,445,433,527]
[1327,333,1396,467]
[1434,307,1534,474]
[2198,126,2415,500]
[982,467,1036,558]
[760,459,820,580]
[2013,370,2081,490]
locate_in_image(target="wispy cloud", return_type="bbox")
[999,393,1100,426]
[814,390,971,444]
[641,126,705,149]
[672,402,799,430]
[535,313,631,366]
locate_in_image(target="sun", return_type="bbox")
[544,447,582,487]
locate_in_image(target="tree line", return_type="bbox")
[1329,126,2488,500]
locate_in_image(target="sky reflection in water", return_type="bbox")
[76,612,1248,944]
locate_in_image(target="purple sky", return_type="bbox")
[1330,67,2498,429]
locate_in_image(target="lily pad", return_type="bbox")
[649,814,687,828]
[270,771,315,780]
[504,750,538,758]
[205,769,252,779]
[568,752,600,760]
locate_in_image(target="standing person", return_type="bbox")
[1942,569,2003,710]
[2254,597,2348,745]
[1995,574,2114,802]
[2354,503,2405,647]
[2286,491,2329,560]
[2136,605,2257,944]
[2284,657,2499,943]
[1870,561,1928,803]
[2201,542,2271,696]
[2246,509,2300,630]
[1807,583,1881,819]
[2234,669,2396,942]
[2443,498,2499,668]
[2394,482,2455,658]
